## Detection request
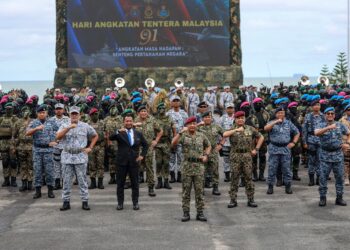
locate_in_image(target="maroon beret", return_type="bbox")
[234,111,245,118]
[185,116,197,125]
[89,108,99,116]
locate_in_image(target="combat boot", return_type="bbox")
[27,181,33,191]
[181,211,190,222]
[266,185,273,195]
[224,172,230,182]
[227,199,237,208]
[319,196,327,207]
[252,170,258,182]
[33,187,42,199]
[196,211,207,222]
[259,170,266,181]
[169,171,176,183]
[139,172,144,183]
[10,177,17,187]
[97,178,105,189]
[48,185,55,198]
[335,195,347,206]
[155,177,163,189]
[54,178,62,190]
[247,198,258,208]
[177,171,182,183]
[19,180,27,192]
[239,177,245,187]
[60,201,71,211]
[212,184,221,196]
[293,170,301,181]
[82,201,91,210]
[285,184,293,194]
[316,175,320,186]
[108,173,116,184]
[204,177,212,188]
[308,174,315,186]
[2,177,10,187]
[148,186,156,197]
[163,179,172,189]
[89,178,96,189]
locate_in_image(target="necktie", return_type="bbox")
[127,129,132,146]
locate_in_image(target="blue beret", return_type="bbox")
[324,107,335,113]
[301,94,309,100]
[344,104,350,111]
[132,92,141,97]
[274,98,282,105]
[132,97,142,103]
[329,95,338,101]
[313,95,320,100]
[342,99,350,106]
[270,93,278,99]
[280,97,289,103]
[306,95,314,102]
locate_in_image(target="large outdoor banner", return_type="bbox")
[67,0,230,69]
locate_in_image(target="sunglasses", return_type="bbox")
[199,106,207,108]
[172,100,180,102]
[326,112,335,115]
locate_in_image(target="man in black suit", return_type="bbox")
[109,114,148,210]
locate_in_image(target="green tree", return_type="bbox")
[320,64,330,77]
[331,52,348,84]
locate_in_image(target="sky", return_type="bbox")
[0,0,347,81]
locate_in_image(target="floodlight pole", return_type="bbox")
[348,0,350,84]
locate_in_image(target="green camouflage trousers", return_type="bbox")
[182,174,205,212]
[88,144,104,178]
[107,145,117,174]
[205,153,219,185]
[1,150,17,178]
[18,150,33,181]
[140,148,155,187]
[230,153,254,200]
[155,144,170,179]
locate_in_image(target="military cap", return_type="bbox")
[185,116,196,125]
[170,95,180,102]
[89,107,99,116]
[36,104,48,113]
[223,85,230,89]
[225,103,234,108]
[137,105,147,112]
[234,111,245,118]
[201,111,212,118]
[197,101,208,108]
[69,106,80,114]
[240,101,250,109]
[324,107,335,113]
[54,103,64,109]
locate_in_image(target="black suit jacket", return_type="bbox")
[109,128,148,167]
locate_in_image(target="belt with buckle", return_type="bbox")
[64,148,83,154]
[187,157,202,163]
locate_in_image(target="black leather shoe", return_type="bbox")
[97,178,105,189]
[285,184,293,194]
[89,178,96,189]
[212,184,221,196]
[133,203,140,210]
[116,204,124,210]
[247,198,258,208]
[155,177,163,189]
[227,199,237,208]
[48,186,55,198]
[224,172,230,182]
[335,195,347,206]
[19,180,27,192]
[266,185,273,195]
[60,201,71,211]
[33,187,42,199]
[27,181,33,191]
[82,201,90,210]
[319,197,327,207]
[2,177,10,187]
[196,212,207,222]
[108,174,116,184]
[181,211,190,222]
[148,186,156,197]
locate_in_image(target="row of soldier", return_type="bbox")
[0,82,350,221]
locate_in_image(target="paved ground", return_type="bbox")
[0,164,350,250]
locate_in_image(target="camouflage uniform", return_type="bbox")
[317,121,349,198]
[88,119,105,179]
[178,131,210,213]
[50,115,69,180]
[219,113,235,174]
[166,109,188,177]
[135,115,161,188]
[267,119,299,187]
[59,121,97,202]
[229,125,262,201]
[0,115,18,185]
[27,118,58,187]
[339,116,350,184]
[198,124,223,187]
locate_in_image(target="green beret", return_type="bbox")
[4,102,13,109]
[122,109,134,118]
[157,102,165,109]
[201,111,212,118]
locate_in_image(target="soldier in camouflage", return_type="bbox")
[224,111,263,208]
[198,111,225,195]
[339,104,350,186]
[135,105,163,197]
[87,108,106,190]
[0,103,18,187]
[56,106,98,211]
[154,102,175,190]
[14,109,33,191]
[172,116,211,222]
[26,105,58,199]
